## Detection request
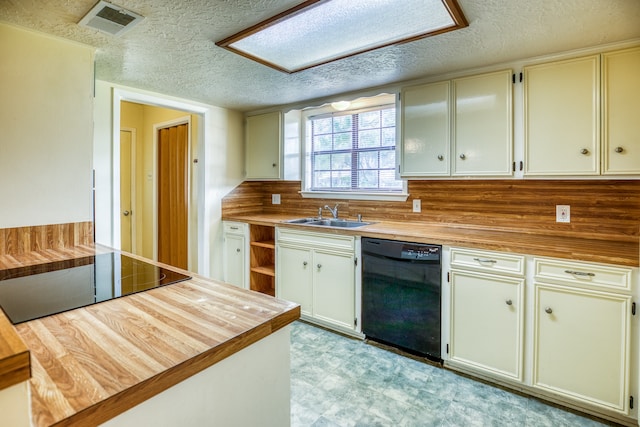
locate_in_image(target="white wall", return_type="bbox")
[93,81,244,278]
[0,23,94,228]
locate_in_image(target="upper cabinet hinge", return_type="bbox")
[632,302,636,316]
[519,72,523,83]
[447,272,450,282]
[512,73,516,84]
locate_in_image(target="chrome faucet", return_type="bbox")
[324,204,340,219]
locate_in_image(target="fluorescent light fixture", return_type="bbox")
[331,101,351,111]
[216,0,468,74]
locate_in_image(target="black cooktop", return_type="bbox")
[0,252,191,324]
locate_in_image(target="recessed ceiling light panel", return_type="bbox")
[216,0,468,73]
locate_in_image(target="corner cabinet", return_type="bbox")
[276,227,357,333]
[245,111,282,179]
[399,69,513,177]
[448,248,525,382]
[532,257,633,415]
[222,221,249,289]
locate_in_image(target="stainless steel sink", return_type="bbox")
[284,218,371,228]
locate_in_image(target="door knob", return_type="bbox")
[123,210,130,216]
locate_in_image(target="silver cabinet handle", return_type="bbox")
[545,307,553,314]
[615,146,624,153]
[123,210,130,216]
[437,155,444,161]
[230,226,239,230]
[303,261,308,266]
[473,258,497,264]
[506,299,513,306]
[564,270,595,277]
[459,154,466,160]
[580,148,589,155]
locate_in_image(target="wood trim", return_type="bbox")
[0,311,30,390]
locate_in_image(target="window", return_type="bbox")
[308,105,403,193]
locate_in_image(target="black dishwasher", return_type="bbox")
[362,238,442,362]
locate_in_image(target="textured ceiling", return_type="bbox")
[1,0,640,112]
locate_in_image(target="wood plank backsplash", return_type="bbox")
[0,221,94,256]
[222,180,640,242]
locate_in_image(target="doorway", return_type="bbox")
[157,122,189,270]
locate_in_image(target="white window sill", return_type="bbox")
[299,191,409,202]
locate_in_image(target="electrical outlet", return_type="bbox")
[272,194,281,205]
[412,199,421,213]
[556,205,570,223]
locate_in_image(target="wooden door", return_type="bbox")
[119,130,133,252]
[157,123,189,269]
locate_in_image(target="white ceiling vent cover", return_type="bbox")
[78,1,144,36]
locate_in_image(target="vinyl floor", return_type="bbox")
[290,321,617,427]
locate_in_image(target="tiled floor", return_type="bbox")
[290,321,615,427]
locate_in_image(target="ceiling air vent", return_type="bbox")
[78,1,144,36]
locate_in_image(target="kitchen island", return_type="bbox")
[0,245,300,427]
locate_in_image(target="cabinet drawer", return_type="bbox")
[450,248,524,276]
[223,221,248,235]
[276,227,355,252]
[534,257,632,292]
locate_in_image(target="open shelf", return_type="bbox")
[249,224,275,296]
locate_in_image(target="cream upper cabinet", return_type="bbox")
[400,81,450,176]
[524,55,600,175]
[452,70,513,176]
[602,47,640,174]
[245,111,282,179]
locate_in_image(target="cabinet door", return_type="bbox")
[524,55,600,175]
[245,111,281,179]
[400,81,450,176]
[223,233,247,288]
[453,70,513,176]
[534,284,630,414]
[276,244,313,317]
[602,47,640,174]
[450,270,524,381]
[313,249,355,331]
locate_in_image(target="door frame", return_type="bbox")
[152,116,192,267]
[111,88,208,274]
[120,127,137,254]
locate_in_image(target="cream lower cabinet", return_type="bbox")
[222,221,249,289]
[276,228,356,333]
[532,257,633,415]
[449,248,525,382]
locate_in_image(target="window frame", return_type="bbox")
[300,94,408,202]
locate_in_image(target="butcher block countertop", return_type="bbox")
[226,214,639,268]
[0,245,300,427]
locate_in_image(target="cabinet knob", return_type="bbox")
[236,248,241,253]
[317,263,322,269]
[437,155,444,161]
[459,154,466,160]
[615,146,624,153]
[580,148,589,155]
[544,307,553,314]
[303,261,308,266]
[272,163,277,167]
[505,299,513,306]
